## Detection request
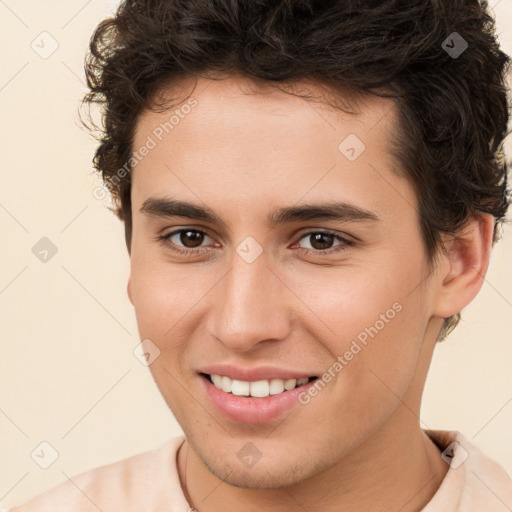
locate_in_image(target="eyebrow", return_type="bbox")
[139,197,380,226]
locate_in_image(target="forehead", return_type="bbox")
[135,75,397,147]
[130,75,407,219]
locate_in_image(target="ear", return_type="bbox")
[127,277,134,306]
[432,213,495,319]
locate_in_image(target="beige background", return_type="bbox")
[0,0,511,508]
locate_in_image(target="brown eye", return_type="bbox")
[307,232,336,250]
[159,228,215,252]
[296,230,353,255]
[177,230,205,248]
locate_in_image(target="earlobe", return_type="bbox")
[433,213,495,319]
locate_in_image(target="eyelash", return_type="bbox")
[155,228,355,257]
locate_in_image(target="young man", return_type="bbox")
[10,0,511,510]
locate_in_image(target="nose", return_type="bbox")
[208,250,292,353]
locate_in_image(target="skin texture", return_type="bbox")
[127,76,494,511]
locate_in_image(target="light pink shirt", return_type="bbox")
[7,430,512,511]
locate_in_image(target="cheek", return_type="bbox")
[129,245,209,336]
[286,255,421,336]
[297,281,426,443]
[288,253,429,392]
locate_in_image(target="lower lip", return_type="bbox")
[199,374,317,424]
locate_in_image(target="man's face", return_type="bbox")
[128,76,441,487]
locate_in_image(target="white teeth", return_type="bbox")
[269,379,285,395]
[231,379,250,396]
[221,375,232,393]
[211,374,223,388]
[250,380,270,397]
[284,378,297,390]
[208,374,309,397]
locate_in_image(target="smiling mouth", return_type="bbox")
[200,373,318,398]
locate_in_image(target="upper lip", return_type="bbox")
[197,364,317,382]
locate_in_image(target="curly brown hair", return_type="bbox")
[83,0,510,340]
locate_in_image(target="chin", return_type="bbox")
[197,447,315,489]
[210,464,306,489]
